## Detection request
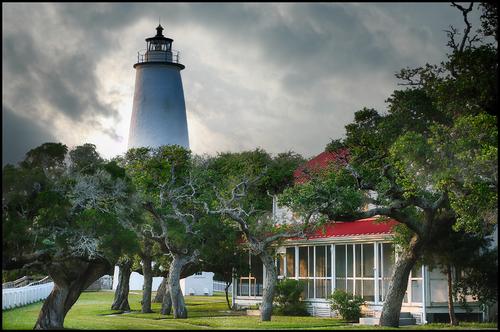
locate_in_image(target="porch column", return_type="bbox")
[294,246,299,280]
[331,244,335,291]
[374,242,379,305]
[232,274,236,309]
[421,265,427,324]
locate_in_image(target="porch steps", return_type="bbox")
[358,311,417,326]
[399,312,417,326]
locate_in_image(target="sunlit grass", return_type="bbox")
[2,291,497,330]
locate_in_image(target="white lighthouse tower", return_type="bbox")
[128,24,189,149]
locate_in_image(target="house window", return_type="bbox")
[195,272,202,276]
[408,263,423,303]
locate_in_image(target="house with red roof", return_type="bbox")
[231,151,488,325]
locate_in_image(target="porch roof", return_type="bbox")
[301,217,398,239]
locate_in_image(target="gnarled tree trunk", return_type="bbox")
[260,252,277,321]
[154,277,168,303]
[141,243,153,313]
[159,263,198,315]
[379,234,424,327]
[168,254,189,319]
[161,279,172,315]
[111,259,132,311]
[224,280,233,310]
[446,265,459,326]
[34,258,111,329]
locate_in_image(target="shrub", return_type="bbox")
[273,278,309,316]
[327,289,365,322]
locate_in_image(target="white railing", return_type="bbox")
[28,276,52,287]
[2,282,54,310]
[213,280,232,293]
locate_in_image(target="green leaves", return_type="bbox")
[274,279,309,316]
[2,142,141,271]
[280,166,363,222]
[327,289,365,322]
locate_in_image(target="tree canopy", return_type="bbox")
[2,142,140,329]
[279,2,497,327]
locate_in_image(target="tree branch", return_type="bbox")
[451,2,474,53]
[2,250,51,270]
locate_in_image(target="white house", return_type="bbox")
[232,151,494,324]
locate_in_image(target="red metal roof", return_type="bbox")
[294,149,350,184]
[301,217,398,239]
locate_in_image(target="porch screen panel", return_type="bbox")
[382,243,394,278]
[251,255,263,296]
[308,247,314,298]
[411,280,422,303]
[347,279,353,293]
[299,247,308,277]
[236,253,251,296]
[355,279,362,298]
[286,247,295,277]
[363,279,374,301]
[316,279,326,298]
[327,246,332,277]
[277,254,285,277]
[359,243,375,301]
[239,279,249,296]
[381,243,395,301]
[346,245,353,277]
[355,244,362,278]
[308,247,314,277]
[335,245,346,291]
[327,279,332,297]
[315,246,327,298]
[410,263,423,303]
[315,246,326,277]
[362,244,374,278]
[308,279,314,299]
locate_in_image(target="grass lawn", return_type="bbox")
[2,291,497,330]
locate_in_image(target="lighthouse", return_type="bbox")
[128,24,189,149]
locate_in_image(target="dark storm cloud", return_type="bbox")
[3,3,485,163]
[2,106,56,165]
[3,3,134,163]
[3,11,120,122]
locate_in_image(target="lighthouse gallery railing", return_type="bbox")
[136,49,181,64]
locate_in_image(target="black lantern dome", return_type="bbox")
[134,24,184,70]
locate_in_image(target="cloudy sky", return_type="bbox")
[2,2,484,165]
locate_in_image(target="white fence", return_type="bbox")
[2,282,54,310]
